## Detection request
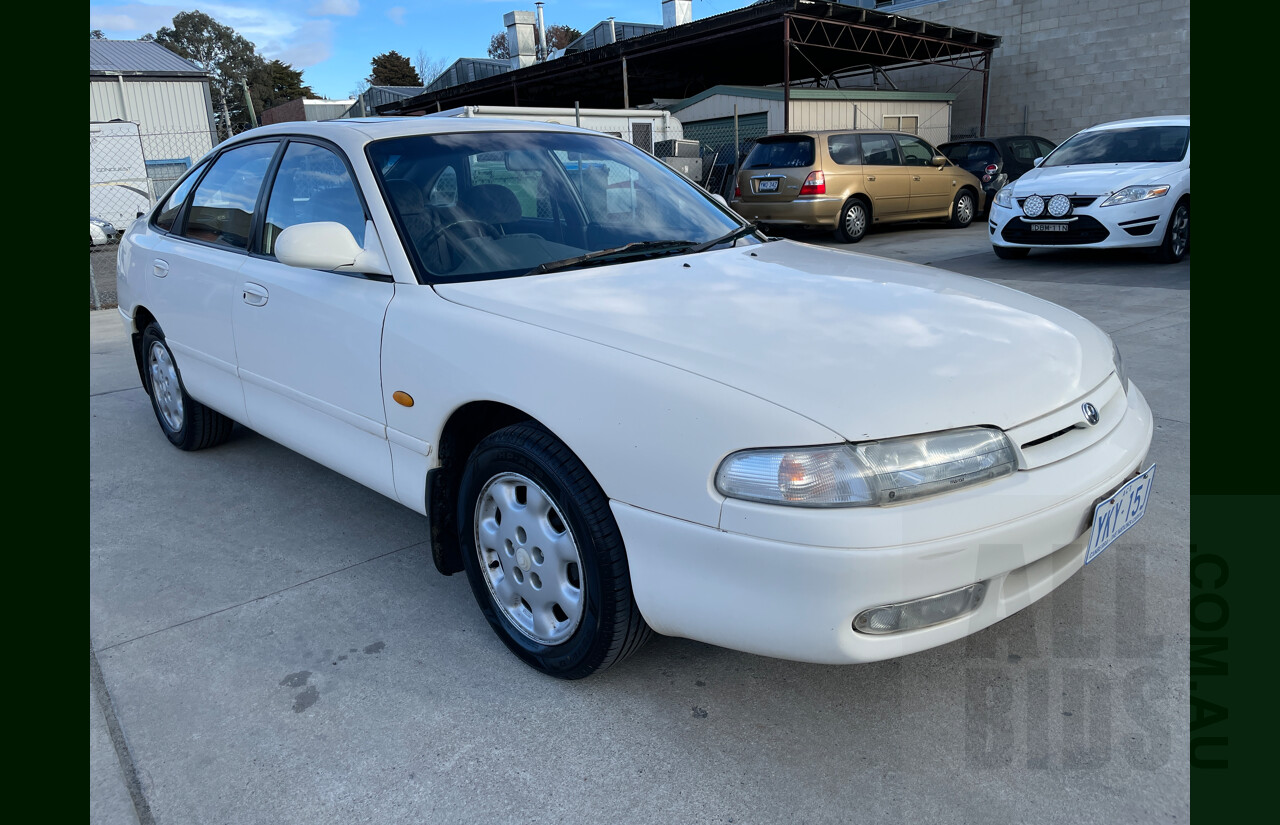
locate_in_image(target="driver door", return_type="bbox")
[232,139,397,498]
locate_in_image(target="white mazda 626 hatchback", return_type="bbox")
[116,117,1155,678]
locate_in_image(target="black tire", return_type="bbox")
[833,197,869,243]
[949,189,977,228]
[457,423,651,679]
[141,323,234,451]
[992,244,1029,260]
[1153,198,1189,263]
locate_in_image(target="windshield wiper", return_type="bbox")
[686,222,760,254]
[525,240,696,276]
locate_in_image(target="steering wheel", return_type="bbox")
[419,219,497,249]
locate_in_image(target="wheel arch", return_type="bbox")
[129,305,159,389]
[427,400,545,576]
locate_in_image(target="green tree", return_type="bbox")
[249,59,316,117]
[368,50,422,86]
[152,11,262,137]
[487,32,509,60]
[546,24,582,51]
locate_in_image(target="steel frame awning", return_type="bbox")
[382,0,1001,134]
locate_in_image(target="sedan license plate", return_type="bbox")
[1030,222,1069,232]
[1085,464,1156,564]
[758,180,779,192]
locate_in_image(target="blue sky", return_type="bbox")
[89,1,751,100]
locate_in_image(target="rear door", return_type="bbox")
[857,133,910,219]
[738,135,817,202]
[146,140,280,421]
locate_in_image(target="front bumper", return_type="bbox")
[617,384,1153,664]
[990,197,1173,249]
[730,195,844,228]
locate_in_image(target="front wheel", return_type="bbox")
[992,244,1029,260]
[834,198,869,243]
[949,190,976,228]
[1153,199,1189,263]
[457,423,651,679]
[141,323,234,451]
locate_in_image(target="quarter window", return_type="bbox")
[860,134,900,166]
[827,134,862,166]
[182,142,278,250]
[262,142,366,256]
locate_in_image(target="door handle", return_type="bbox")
[152,259,169,278]
[867,176,876,182]
[242,283,269,307]
[912,175,922,181]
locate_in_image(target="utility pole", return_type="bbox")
[240,79,258,129]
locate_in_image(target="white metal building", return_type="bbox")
[667,85,957,149]
[89,40,217,197]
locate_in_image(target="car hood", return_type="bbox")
[1014,162,1178,197]
[434,241,1114,441]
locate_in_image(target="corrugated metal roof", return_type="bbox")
[90,40,207,76]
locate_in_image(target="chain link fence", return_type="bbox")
[90,123,254,310]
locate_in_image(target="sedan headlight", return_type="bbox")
[993,187,1014,209]
[1100,185,1170,207]
[715,427,1018,508]
[1112,339,1129,393]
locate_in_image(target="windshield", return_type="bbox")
[1043,125,1189,168]
[366,130,744,283]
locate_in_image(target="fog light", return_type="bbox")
[853,582,988,635]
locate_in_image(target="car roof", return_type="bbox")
[222,116,607,146]
[760,129,926,139]
[1083,115,1190,131]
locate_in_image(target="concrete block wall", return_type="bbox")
[877,0,1190,141]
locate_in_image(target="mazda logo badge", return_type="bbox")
[1082,402,1100,425]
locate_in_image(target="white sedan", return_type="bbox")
[990,115,1190,262]
[116,118,1154,678]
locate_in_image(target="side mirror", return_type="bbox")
[930,154,947,167]
[1032,157,1044,167]
[275,221,392,276]
[136,210,146,218]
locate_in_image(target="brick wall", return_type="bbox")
[883,0,1190,141]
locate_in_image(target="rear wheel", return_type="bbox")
[457,423,651,678]
[834,198,869,243]
[993,245,1029,260]
[142,323,234,451]
[1154,199,1189,263]
[949,190,976,228]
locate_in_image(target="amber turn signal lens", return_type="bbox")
[392,391,414,407]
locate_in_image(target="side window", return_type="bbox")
[828,134,862,166]
[153,160,207,232]
[896,135,936,167]
[428,166,458,206]
[262,142,366,256]
[181,142,278,250]
[861,134,900,166]
[1005,138,1039,164]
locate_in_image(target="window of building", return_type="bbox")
[883,115,919,135]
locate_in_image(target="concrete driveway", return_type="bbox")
[91,222,1190,824]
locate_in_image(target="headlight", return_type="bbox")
[1100,185,1170,207]
[1112,339,1129,392]
[715,427,1018,508]
[993,187,1014,209]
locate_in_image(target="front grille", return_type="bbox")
[1021,424,1076,450]
[1017,196,1097,208]
[1001,216,1110,245]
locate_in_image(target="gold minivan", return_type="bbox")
[730,130,985,243]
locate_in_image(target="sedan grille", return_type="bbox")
[1001,216,1110,245]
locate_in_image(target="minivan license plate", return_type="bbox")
[758,180,779,192]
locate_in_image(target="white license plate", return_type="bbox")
[1030,223,1069,232]
[758,180,779,192]
[1085,464,1156,564]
